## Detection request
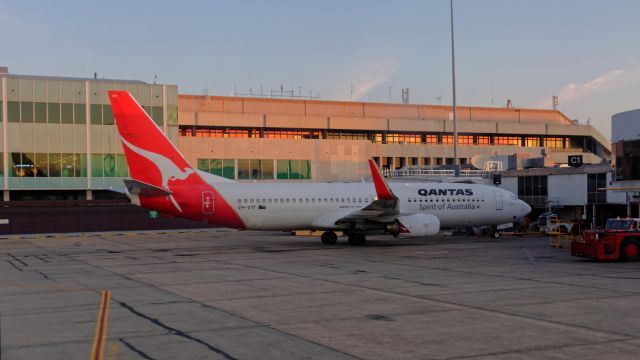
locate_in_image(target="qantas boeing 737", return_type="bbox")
[109,91,531,245]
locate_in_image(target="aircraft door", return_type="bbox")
[494,190,503,210]
[202,191,214,214]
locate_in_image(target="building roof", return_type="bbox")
[0,73,147,84]
[179,94,576,125]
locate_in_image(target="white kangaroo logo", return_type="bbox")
[120,136,195,212]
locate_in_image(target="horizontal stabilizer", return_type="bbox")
[124,179,172,197]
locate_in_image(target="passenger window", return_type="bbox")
[286,199,290,203]
[268,199,272,203]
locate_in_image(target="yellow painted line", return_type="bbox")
[90,290,111,360]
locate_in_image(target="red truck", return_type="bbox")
[571,218,640,261]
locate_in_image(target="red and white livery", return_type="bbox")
[109,91,531,245]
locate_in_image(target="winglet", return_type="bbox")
[368,160,396,200]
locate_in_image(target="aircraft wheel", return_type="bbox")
[348,233,367,246]
[320,231,338,245]
[620,239,639,261]
[490,229,501,239]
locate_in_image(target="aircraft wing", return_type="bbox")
[335,160,399,224]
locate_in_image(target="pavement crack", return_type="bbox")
[7,253,29,267]
[116,300,238,360]
[35,270,52,281]
[119,337,156,360]
[6,259,23,271]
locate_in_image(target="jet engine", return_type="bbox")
[385,213,440,237]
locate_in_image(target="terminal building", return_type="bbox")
[177,94,610,182]
[1,68,612,199]
[0,68,615,232]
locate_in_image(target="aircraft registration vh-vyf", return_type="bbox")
[109,91,531,245]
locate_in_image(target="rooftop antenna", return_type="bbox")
[350,85,354,101]
[433,96,445,105]
[401,88,410,104]
[552,95,559,110]
[94,72,97,79]
[153,75,157,85]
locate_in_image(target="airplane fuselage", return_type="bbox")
[212,181,529,231]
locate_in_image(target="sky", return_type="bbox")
[1,0,639,139]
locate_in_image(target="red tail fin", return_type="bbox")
[109,91,245,228]
[368,159,396,200]
[109,91,193,188]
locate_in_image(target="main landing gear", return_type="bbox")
[320,231,367,246]
[490,227,501,239]
[347,233,367,246]
[321,231,338,245]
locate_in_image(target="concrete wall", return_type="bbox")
[548,174,588,206]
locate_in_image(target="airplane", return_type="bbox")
[108,90,531,245]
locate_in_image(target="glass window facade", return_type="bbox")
[476,136,490,145]
[587,173,607,204]
[544,137,566,149]
[1,76,177,191]
[264,129,319,139]
[494,136,520,146]
[9,152,87,178]
[525,137,540,147]
[196,158,310,180]
[327,131,368,140]
[517,175,548,206]
[458,135,474,145]
[386,133,421,144]
[614,140,640,181]
[197,158,235,179]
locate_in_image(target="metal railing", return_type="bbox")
[382,168,494,181]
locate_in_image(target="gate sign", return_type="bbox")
[202,191,214,214]
[568,155,583,168]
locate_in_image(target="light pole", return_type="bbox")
[450,0,460,177]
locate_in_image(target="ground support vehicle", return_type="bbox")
[571,218,640,261]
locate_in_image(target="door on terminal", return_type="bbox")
[495,190,503,210]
